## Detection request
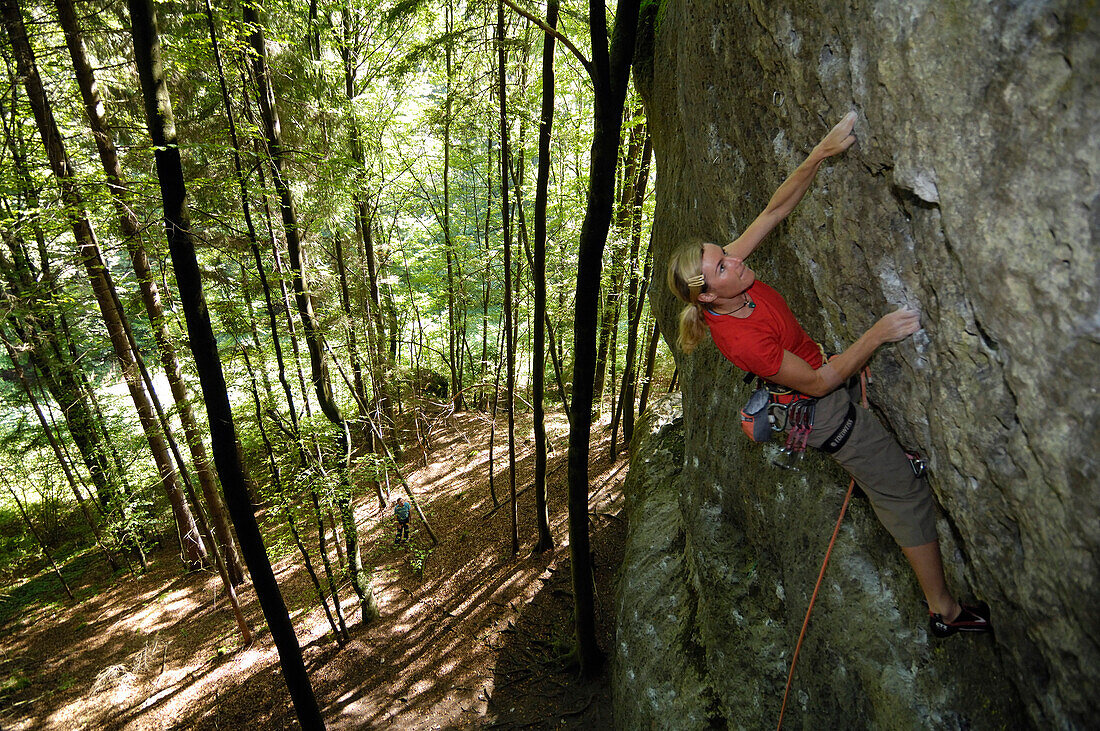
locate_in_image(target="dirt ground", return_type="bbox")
[0,407,631,729]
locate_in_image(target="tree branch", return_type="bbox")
[501,0,592,79]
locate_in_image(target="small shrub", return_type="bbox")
[407,543,432,578]
[0,673,30,695]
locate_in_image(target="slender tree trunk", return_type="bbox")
[592,257,620,413]
[3,0,206,569]
[530,0,559,555]
[638,319,661,417]
[241,80,316,431]
[246,3,378,622]
[207,9,307,466]
[497,0,519,557]
[271,197,315,419]
[127,1,322,723]
[341,6,392,435]
[310,491,350,639]
[442,2,464,410]
[0,328,121,572]
[359,212,396,447]
[242,349,346,644]
[2,127,122,511]
[611,133,652,456]
[480,142,494,407]
[506,157,570,425]
[54,0,245,584]
[486,325,503,509]
[0,218,118,512]
[566,0,640,677]
[333,234,369,414]
[2,473,74,600]
[593,105,644,414]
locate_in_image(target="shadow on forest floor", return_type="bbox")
[0,406,630,730]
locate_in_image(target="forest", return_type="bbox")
[0,0,662,727]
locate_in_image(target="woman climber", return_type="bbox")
[666,111,991,638]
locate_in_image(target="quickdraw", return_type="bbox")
[781,398,816,459]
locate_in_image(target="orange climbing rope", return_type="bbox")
[776,369,869,730]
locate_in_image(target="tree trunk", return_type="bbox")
[246,2,378,623]
[593,104,645,413]
[55,0,245,584]
[208,11,308,464]
[124,0,254,645]
[530,0,560,555]
[3,0,206,569]
[610,132,652,457]
[637,319,661,419]
[310,491,350,640]
[242,348,346,645]
[566,0,640,677]
[341,5,392,434]
[0,204,119,512]
[127,0,323,724]
[0,327,121,572]
[443,2,464,410]
[2,472,74,601]
[497,0,519,557]
[333,234,369,414]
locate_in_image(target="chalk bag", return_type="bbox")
[740,387,774,442]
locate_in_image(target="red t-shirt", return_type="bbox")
[703,281,823,378]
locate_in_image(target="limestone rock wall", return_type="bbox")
[616,1,1099,728]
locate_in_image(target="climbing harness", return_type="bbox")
[776,368,869,730]
[739,378,815,447]
[819,401,857,454]
[739,342,831,452]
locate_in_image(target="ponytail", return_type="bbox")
[677,303,708,353]
[666,241,711,353]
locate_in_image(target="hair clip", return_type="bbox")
[686,273,705,289]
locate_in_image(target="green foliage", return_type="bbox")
[0,506,33,583]
[104,488,157,560]
[0,0,673,595]
[404,540,432,579]
[0,549,98,628]
[0,672,30,696]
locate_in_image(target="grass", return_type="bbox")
[0,547,101,628]
[0,673,30,694]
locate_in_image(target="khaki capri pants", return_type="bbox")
[806,386,937,547]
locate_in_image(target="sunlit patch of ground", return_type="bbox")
[0,405,629,729]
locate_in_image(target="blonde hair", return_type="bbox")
[666,242,710,354]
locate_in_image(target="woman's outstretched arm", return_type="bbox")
[767,307,921,398]
[725,111,857,261]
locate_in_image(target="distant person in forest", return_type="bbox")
[666,111,991,638]
[394,497,411,544]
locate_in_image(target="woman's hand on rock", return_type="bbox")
[814,111,858,159]
[874,306,922,343]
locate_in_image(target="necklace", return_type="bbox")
[719,295,754,316]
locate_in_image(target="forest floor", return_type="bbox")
[0,405,632,729]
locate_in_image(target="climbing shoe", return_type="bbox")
[929,600,992,638]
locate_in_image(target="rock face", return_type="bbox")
[616,1,1099,728]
